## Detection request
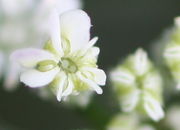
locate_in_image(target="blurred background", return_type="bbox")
[0,0,180,129]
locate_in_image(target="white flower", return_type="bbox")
[1,0,34,17]
[1,0,82,18]
[164,17,180,89]
[12,10,106,101]
[110,48,164,121]
[63,91,93,107]
[0,0,82,90]
[37,85,93,108]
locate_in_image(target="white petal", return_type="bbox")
[164,46,180,59]
[56,0,82,14]
[82,47,100,59]
[121,89,140,112]
[88,37,98,46]
[80,37,99,56]
[143,72,162,92]
[77,72,103,94]
[85,37,98,50]
[111,68,135,86]
[144,96,164,121]
[20,67,59,88]
[11,48,56,68]
[56,73,67,102]
[60,10,91,52]
[175,17,180,28]
[134,48,149,76]
[62,78,74,97]
[49,9,63,56]
[91,47,100,57]
[84,67,106,85]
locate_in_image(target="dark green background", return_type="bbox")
[0,0,180,129]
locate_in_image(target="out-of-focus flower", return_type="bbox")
[12,10,106,101]
[37,87,93,108]
[64,91,93,107]
[110,48,164,121]
[1,0,34,17]
[165,105,180,130]
[1,0,82,18]
[55,0,83,14]
[164,17,180,89]
[0,0,82,90]
[107,113,155,130]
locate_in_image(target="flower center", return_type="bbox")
[59,58,78,73]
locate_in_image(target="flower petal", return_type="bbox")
[49,9,63,56]
[60,10,91,52]
[91,47,100,57]
[121,89,140,112]
[56,0,82,14]
[83,67,106,86]
[11,48,56,68]
[56,73,67,102]
[79,37,99,56]
[84,37,98,52]
[110,67,135,86]
[20,67,59,88]
[62,77,74,97]
[143,95,164,121]
[77,72,103,94]
[164,45,180,59]
[133,48,150,76]
[143,72,162,91]
[175,17,180,28]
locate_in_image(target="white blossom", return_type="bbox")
[12,10,106,101]
[0,0,82,90]
[164,17,180,89]
[110,48,164,121]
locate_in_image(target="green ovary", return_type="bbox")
[59,58,78,73]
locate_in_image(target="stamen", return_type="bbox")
[36,60,57,72]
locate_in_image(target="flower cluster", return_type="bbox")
[12,10,106,101]
[164,17,180,89]
[2,1,180,129]
[110,48,164,121]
